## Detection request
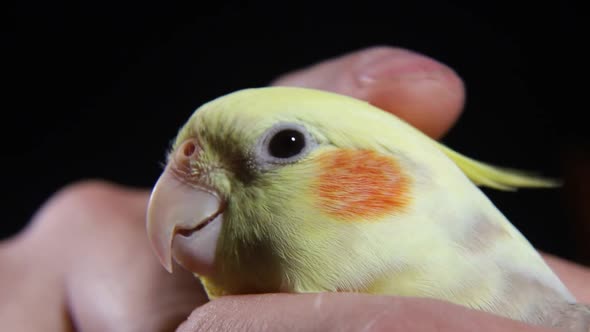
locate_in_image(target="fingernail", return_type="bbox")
[357,54,449,86]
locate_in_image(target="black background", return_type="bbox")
[3,2,587,263]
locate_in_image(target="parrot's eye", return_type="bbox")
[268,129,305,158]
[254,122,316,168]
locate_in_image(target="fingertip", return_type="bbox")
[272,46,465,139]
[360,67,465,138]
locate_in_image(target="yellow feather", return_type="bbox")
[435,142,561,191]
[152,87,587,330]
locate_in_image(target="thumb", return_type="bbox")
[272,46,465,139]
[177,293,553,332]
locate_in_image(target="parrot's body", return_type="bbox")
[147,87,590,331]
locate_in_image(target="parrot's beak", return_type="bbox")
[146,139,224,276]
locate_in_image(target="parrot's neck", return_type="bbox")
[362,189,576,325]
[204,235,287,298]
[204,176,575,328]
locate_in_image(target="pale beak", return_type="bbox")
[146,139,224,276]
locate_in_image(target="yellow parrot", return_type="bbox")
[146,87,590,331]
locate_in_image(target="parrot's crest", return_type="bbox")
[436,143,560,191]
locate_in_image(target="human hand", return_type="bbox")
[1,46,588,332]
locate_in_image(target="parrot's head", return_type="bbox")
[146,87,555,294]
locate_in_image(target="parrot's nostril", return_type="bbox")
[173,139,201,171]
[183,141,196,157]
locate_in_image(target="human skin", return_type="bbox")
[1,47,588,332]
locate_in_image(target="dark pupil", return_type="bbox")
[268,129,306,158]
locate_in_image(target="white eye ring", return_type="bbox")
[252,122,316,169]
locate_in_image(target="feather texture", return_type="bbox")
[158,87,587,331]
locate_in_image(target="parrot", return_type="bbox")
[146,86,590,331]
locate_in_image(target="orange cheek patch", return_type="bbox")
[314,149,411,220]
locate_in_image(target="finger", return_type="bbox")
[272,46,465,139]
[0,237,74,331]
[2,181,206,331]
[542,253,590,303]
[177,293,552,332]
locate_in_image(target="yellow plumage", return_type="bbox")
[146,87,589,331]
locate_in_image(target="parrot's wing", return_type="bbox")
[436,143,561,191]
